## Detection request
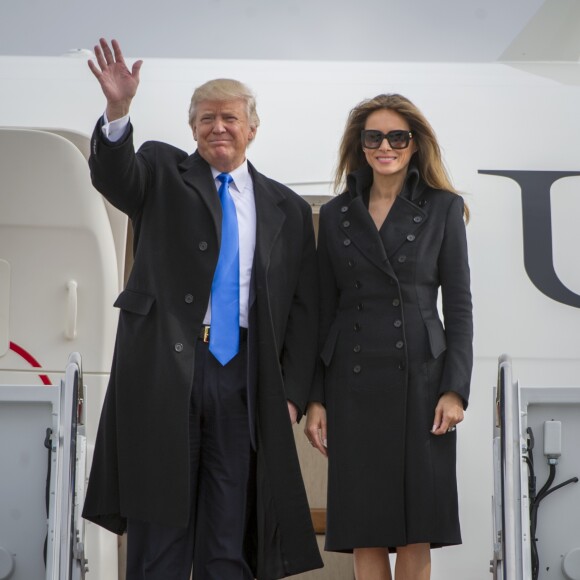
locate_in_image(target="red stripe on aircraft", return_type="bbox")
[9,341,53,385]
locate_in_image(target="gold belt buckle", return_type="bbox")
[203,326,210,343]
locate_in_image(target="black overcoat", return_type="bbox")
[82,121,323,578]
[311,165,473,551]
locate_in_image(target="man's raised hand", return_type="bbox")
[88,38,143,121]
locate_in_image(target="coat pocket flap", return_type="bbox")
[114,289,155,315]
[320,325,340,367]
[425,318,447,359]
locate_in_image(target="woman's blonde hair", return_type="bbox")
[335,93,468,220]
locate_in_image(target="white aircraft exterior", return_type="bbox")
[1,53,579,579]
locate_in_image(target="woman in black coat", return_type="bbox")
[306,94,473,580]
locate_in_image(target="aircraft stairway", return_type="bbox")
[0,353,88,580]
[491,355,580,580]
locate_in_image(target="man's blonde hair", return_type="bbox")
[188,78,260,129]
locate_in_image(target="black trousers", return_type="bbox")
[126,338,255,580]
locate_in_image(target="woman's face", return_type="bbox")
[362,108,417,181]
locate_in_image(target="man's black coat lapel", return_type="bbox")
[179,151,222,244]
[250,164,286,278]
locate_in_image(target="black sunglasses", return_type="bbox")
[361,129,413,150]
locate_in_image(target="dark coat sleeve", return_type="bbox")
[89,118,153,219]
[438,195,473,407]
[279,199,319,418]
[308,202,339,405]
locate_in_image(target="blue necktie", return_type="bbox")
[209,173,240,365]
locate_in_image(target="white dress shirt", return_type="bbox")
[101,114,257,328]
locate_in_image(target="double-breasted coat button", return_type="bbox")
[418,199,426,207]
[413,216,423,223]
[353,345,361,353]
[342,220,350,228]
[356,303,363,311]
[406,234,416,242]
[395,340,404,349]
[353,322,361,331]
[184,294,194,304]
[341,206,348,213]
[343,239,351,247]
[392,298,400,306]
[354,280,362,289]
[198,241,208,251]
[398,255,407,263]
[348,259,355,267]
[398,360,406,370]
[394,319,402,328]
[174,343,184,352]
[353,365,361,374]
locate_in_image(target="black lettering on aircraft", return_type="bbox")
[479,170,580,309]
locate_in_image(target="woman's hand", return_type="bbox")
[431,391,464,436]
[88,38,143,121]
[304,402,328,457]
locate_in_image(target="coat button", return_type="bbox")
[356,303,363,311]
[354,280,362,289]
[397,255,407,263]
[393,319,402,328]
[392,298,400,307]
[406,234,416,242]
[353,344,361,353]
[418,199,426,207]
[348,259,355,268]
[198,241,208,251]
[343,239,351,247]
[398,360,406,370]
[341,206,348,213]
[353,365,361,374]
[184,294,194,304]
[413,216,423,223]
[342,220,350,228]
[395,340,404,349]
[353,322,361,331]
[174,343,184,352]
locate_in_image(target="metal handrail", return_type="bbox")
[496,354,523,580]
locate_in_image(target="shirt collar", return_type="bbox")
[210,160,250,194]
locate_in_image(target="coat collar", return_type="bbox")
[345,162,426,203]
[179,151,222,241]
[178,151,287,277]
[340,163,428,276]
[249,162,287,277]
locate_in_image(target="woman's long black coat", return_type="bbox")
[311,166,473,551]
[81,121,322,578]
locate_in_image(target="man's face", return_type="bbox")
[192,99,256,173]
